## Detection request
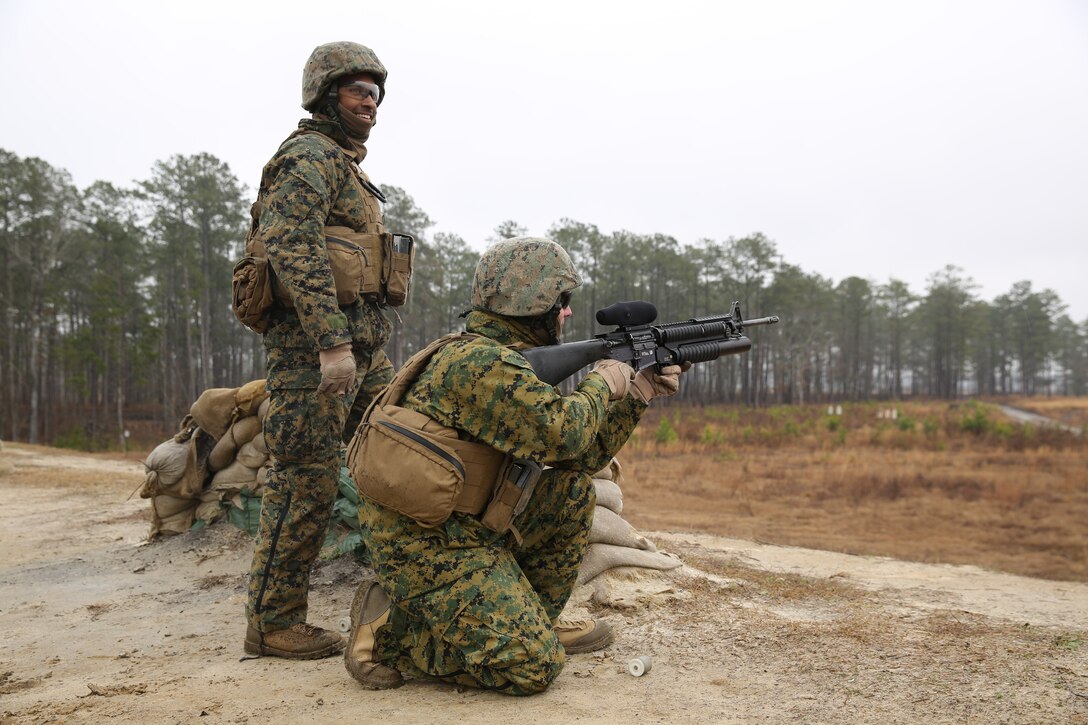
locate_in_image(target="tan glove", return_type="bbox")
[591,359,634,401]
[318,343,356,396]
[629,364,684,404]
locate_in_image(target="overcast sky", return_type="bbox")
[2,0,1086,319]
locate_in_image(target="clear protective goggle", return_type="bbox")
[338,80,381,103]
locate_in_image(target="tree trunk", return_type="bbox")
[3,257,16,441]
[27,303,41,444]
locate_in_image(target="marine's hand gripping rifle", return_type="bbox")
[522,300,780,386]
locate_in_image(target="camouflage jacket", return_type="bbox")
[400,311,646,473]
[253,117,390,353]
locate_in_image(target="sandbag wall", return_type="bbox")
[583,458,682,584]
[201,398,271,523]
[140,380,270,539]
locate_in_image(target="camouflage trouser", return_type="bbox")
[247,345,393,632]
[358,468,595,696]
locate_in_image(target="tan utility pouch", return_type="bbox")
[325,226,383,305]
[231,255,275,334]
[347,332,509,528]
[382,232,415,307]
[347,404,466,527]
[479,459,543,542]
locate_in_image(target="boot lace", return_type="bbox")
[290,623,321,637]
[555,617,592,633]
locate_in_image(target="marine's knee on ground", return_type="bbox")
[424,614,565,696]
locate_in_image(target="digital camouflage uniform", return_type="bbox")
[357,244,647,695]
[247,116,394,633]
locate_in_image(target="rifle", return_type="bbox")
[522,301,779,386]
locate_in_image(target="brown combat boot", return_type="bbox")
[554,617,614,654]
[344,578,404,689]
[244,623,344,660]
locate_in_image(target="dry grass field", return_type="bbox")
[621,398,1088,582]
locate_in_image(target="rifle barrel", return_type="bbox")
[742,315,780,328]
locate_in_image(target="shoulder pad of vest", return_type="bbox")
[494,344,536,371]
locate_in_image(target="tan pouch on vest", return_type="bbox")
[382,232,415,307]
[479,459,543,542]
[231,255,275,334]
[325,226,383,305]
[348,404,466,528]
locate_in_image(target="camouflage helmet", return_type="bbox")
[302,41,387,111]
[472,237,582,317]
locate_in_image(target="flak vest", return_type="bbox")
[231,129,414,334]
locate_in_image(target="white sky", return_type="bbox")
[2,0,1087,319]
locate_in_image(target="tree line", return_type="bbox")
[2,148,1086,448]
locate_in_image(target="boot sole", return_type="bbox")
[243,639,343,660]
[345,579,405,689]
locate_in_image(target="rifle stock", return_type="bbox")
[521,339,609,386]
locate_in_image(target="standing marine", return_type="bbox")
[341,237,683,693]
[236,41,413,660]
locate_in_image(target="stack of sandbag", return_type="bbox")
[139,423,215,538]
[580,458,683,584]
[200,395,271,523]
[140,379,269,538]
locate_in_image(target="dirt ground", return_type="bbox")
[1,443,1087,724]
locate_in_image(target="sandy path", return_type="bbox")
[656,532,1088,630]
[999,404,1083,434]
[1,444,1086,724]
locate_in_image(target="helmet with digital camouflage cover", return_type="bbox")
[302,41,387,111]
[472,237,582,318]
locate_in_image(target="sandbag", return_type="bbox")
[150,494,198,537]
[230,416,262,447]
[251,432,268,455]
[591,457,624,484]
[590,505,653,550]
[593,479,623,515]
[227,491,263,536]
[195,489,225,524]
[190,388,238,439]
[257,397,270,423]
[208,432,239,472]
[577,543,683,584]
[142,427,214,500]
[208,415,262,471]
[610,458,625,487]
[255,465,269,487]
[143,439,189,489]
[236,440,267,469]
[235,379,269,417]
[152,493,194,518]
[210,460,259,492]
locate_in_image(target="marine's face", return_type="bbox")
[555,292,573,337]
[556,305,573,336]
[336,71,380,132]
